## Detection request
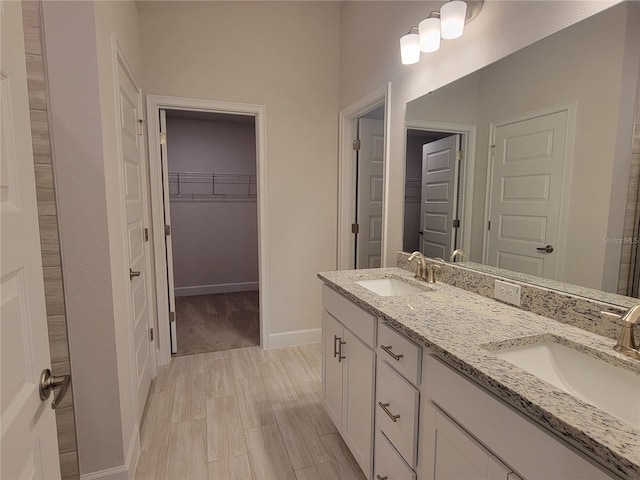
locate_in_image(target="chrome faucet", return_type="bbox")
[449,249,466,263]
[601,306,640,360]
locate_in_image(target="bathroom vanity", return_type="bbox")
[318,267,640,480]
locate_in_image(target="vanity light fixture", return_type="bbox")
[400,27,421,65]
[401,0,483,65]
[419,12,441,53]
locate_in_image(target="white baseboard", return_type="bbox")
[79,427,139,480]
[268,328,321,349]
[175,281,258,297]
[80,465,128,480]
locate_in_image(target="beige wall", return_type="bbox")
[339,0,619,275]
[42,0,144,477]
[139,2,341,341]
[405,3,640,290]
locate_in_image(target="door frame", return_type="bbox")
[483,101,577,281]
[405,120,477,257]
[146,95,268,365]
[338,84,391,270]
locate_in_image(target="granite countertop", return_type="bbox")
[318,267,640,480]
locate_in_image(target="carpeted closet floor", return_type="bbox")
[174,291,260,356]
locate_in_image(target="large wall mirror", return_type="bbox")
[403,1,640,301]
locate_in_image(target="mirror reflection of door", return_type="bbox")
[420,134,462,260]
[404,130,463,261]
[355,113,384,269]
[486,108,570,279]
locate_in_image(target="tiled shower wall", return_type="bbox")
[21,2,79,478]
[618,68,640,296]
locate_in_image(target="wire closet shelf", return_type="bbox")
[168,171,257,202]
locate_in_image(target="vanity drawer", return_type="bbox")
[322,284,376,348]
[378,321,422,385]
[374,430,416,480]
[376,361,419,467]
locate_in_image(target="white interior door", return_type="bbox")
[420,135,461,260]
[116,59,153,417]
[159,110,177,354]
[356,118,384,269]
[487,110,568,279]
[1,1,61,477]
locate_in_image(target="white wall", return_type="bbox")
[404,3,639,290]
[140,2,341,344]
[339,0,620,276]
[43,0,144,477]
[166,117,259,294]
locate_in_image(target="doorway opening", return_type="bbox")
[147,96,267,365]
[163,109,259,356]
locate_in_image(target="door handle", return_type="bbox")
[338,338,346,362]
[39,369,71,409]
[418,230,423,235]
[536,244,554,254]
[333,335,340,358]
[129,268,141,279]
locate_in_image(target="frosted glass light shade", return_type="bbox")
[400,33,420,65]
[419,16,441,53]
[441,0,467,39]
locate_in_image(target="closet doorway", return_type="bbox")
[166,109,258,356]
[147,96,267,364]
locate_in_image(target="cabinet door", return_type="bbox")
[342,328,376,479]
[433,409,512,480]
[322,311,343,430]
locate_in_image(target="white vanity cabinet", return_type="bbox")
[321,285,376,479]
[419,355,620,480]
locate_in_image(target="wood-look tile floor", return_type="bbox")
[135,344,366,480]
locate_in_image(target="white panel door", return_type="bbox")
[357,118,384,269]
[341,328,375,479]
[432,409,512,480]
[159,110,177,354]
[1,1,61,478]
[116,60,153,418]
[322,311,343,430]
[420,135,461,260]
[487,111,568,279]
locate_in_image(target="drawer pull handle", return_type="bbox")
[377,476,388,480]
[378,401,400,422]
[381,345,404,361]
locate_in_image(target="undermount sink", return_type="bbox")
[489,338,640,428]
[355,277,427,297]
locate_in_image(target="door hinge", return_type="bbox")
[165,224,171,236]
[169,311,175,323]
[487,220,491,231]
[144,227,149,242]
[352,139,361,151]
[490,145,496,157]
[138,119,146,136]
[453,219,460,229]
[352,223,359,234]
[160,132,167,145]
[456,150,464,161]
[149,328,154,342]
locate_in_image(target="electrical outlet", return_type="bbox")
[494,279,521,306]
